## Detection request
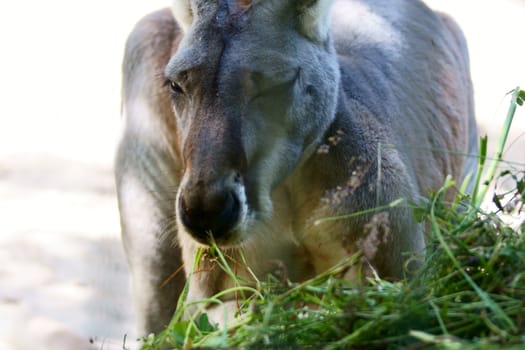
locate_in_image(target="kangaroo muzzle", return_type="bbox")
[178,175,243,244]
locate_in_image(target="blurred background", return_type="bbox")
[0,1,524,349]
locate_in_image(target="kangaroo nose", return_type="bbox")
[178,189,241,244]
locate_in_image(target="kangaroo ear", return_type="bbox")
[172,0,193,32]
[298,0,335,42]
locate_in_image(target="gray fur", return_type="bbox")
[117,0,477,334]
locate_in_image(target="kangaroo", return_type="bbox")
[116,0,477,335]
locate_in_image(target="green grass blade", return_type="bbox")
[475,87,522,208]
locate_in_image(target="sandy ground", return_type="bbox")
[0,1,524,349]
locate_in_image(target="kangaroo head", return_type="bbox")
[166,0,339,246]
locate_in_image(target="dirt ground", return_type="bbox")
[1,1,524,349]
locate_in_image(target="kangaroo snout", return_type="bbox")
[178,175,243,244]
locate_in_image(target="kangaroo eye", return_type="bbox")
[167,80,184,95]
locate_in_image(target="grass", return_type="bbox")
[139,88,525,350]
